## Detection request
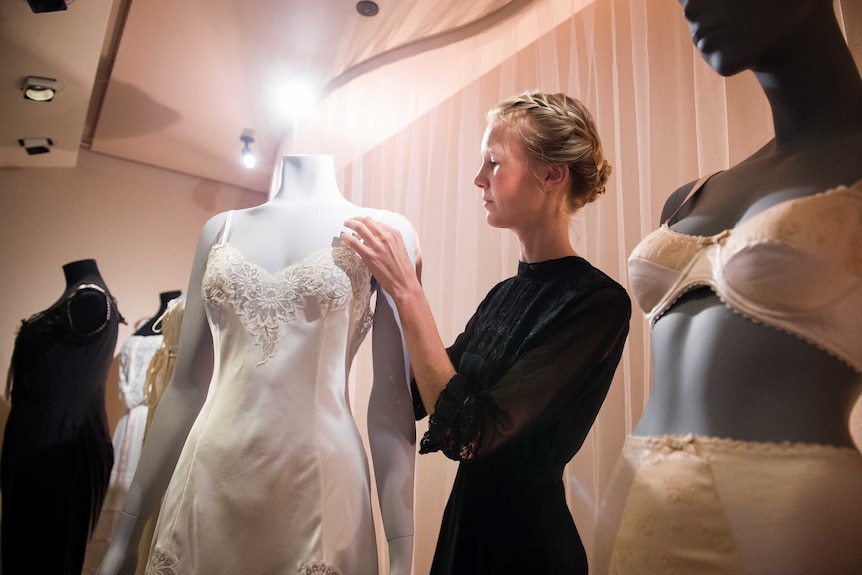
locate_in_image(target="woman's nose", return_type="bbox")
[473,170,487,189]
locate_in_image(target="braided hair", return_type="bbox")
[488,91,611,213]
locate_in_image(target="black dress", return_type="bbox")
[416,256,631,574]
[1,282,121,575]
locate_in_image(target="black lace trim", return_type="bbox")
[419,374,482,460]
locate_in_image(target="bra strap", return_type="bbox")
[216,211,234,245]
[663,172,719,225]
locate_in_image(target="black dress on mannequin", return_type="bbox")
[1,259,124,575]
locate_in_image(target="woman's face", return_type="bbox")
[677,0,815,76]
[473,120,545,232]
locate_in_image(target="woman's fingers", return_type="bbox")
[342,217,415,296]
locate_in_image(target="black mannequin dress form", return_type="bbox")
[134,291,182,337]
[1,259,124,575]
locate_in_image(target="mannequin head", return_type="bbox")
[677,0,834,76]
[485,91,611,214]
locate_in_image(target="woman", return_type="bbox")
[595,1,862,573]
[343,91,631,574]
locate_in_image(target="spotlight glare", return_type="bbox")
[272,79,319,123]
[242,149,257,169]
[239,133,256,169]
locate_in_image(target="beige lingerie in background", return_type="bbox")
[134,294,185,575]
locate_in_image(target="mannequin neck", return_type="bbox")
[135,290,182,336]
[62,259,103,288]
[270,155,349,205]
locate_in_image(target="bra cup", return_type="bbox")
[626,181,862,372]
[722,243,860,312]
[628,258,682,317]
[628,227,714,318]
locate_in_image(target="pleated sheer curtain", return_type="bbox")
[284,1,862,572]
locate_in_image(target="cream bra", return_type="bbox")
[628,176,862,374]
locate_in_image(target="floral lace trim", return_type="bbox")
[299,560,341,575]
[627,433,862,457]
[203,243,372,364]
[144,548,342,574]
[119,334,164,407]
[420,374,481,460]
[145,546,179,575]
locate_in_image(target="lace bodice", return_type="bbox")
[118,334,163,408]
[202,242,373,364]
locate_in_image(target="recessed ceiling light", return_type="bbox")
[356,1,379,17]
[21,76,60,102]
[26,0,70,14]
[18,138,53,155]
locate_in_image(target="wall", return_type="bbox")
[0,148,263,431]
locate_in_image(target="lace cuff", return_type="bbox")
[419,374,482,460]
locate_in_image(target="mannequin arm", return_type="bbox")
[367,215,417,575]
[97,215,224,575]
[369,292,415,575]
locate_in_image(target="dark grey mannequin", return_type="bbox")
[634,0,862,446]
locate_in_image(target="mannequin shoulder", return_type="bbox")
[365,209,420,269]
[660,180,698,225]
[187,212,231,267]
[367,209,414,232]
[200,212,231,242]
[65,284,113,337]
[376,210,418,248]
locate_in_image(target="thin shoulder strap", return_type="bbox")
[663,172,718,225]
[216,211,234,245]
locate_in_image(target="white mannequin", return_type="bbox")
[98,155,416,574]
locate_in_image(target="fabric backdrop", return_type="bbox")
[282,1,862,572]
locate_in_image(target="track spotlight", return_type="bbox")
[240,134,256,169]
[21,76,60,102]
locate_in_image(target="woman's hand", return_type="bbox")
[342,217,419,301]
[345,215,454,413]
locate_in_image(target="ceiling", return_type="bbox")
[1,0,531,192]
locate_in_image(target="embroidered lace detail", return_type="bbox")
[298,560,341,575]
[628,433,862,457]
[145,546,179,575]
[420,375,482,460]
[119,334,163,408]
[203,243,372,364]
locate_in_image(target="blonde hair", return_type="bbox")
[488,91,611,213]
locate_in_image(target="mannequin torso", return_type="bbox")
[632,1,862,446]
[3,259,121,575]
[635,134,862,446]
[98,155,416,575]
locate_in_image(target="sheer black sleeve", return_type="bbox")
[411,310,479,421]
[420,284,631,461]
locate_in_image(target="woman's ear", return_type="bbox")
[543,164,569,190]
